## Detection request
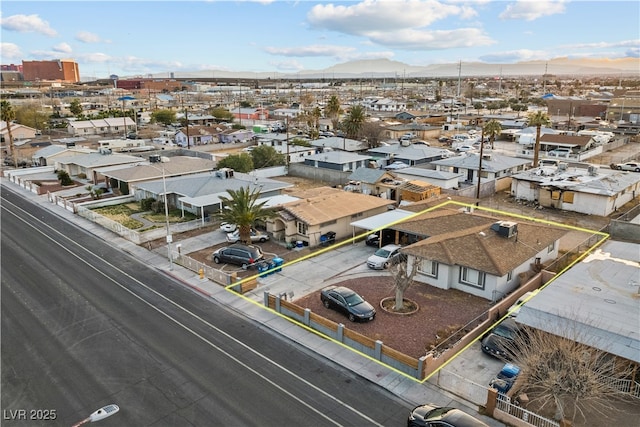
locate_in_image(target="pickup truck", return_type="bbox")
[611,162,640,172]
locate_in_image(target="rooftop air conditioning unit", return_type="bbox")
[587,165,599,176]
[149,154,161,163]
[557,162,568,171]
[491,221,518,238]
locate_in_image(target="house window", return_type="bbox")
[297,222,307,235]
[459,267,485,289]
[548,240,555,253]
[419,260,438,278]
[507,271,513,281]
[551,190,561,200]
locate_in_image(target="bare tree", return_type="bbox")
[387,257,418,311]
[507,318,636,424]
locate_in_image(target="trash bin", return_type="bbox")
[266,260,276,275]
[272,257,284,272]
[296,240,304,248]
[257,261,269,277]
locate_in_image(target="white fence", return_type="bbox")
[495,393,560,427]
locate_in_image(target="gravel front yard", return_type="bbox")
[293,275,492,359]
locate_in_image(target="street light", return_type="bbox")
[160,157,173,271]
[150,156,173,270]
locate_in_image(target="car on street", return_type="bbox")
[320,286,376,322]
[367,244,403,269]
[612,162,640,172]
[481,317,524,360]
[219,222,237,233]
[226,229,270,243]
[407,404,490,427]
[212,243,264,269]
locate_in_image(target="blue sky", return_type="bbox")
[1,1,639,79]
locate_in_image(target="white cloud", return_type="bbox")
[499,1,567,21]
[0,14,57,36]
[0,43,22,61]
[76,31,105,44]
[308,0,468,34]
[366,28,494,50]
[52,43,72,54]
[269,59,305,72]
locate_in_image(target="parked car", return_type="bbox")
[611,162,640,172]
[226,229,270,243]
[219,222,237,233]
[211,243,264,269]
[412,140,430,146]
[455,144,476,152]
[481,317,525,360]
[320,286,376,322]
[367,244,404,269]
[547,148,571,158]
[489,363,521,394]
[407,404,490,427]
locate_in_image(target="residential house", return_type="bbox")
[362,97,407,112]
[303,151,372,172]
[1,120,39,141]
[254,135,317,163]
[267,187,396,246]
[537,134,597,156]
[31,144,94,166]
[383,123,441,141]
[174,125,218,147]
[346,167,402,199]
[393,166,462,190]
[516,239,640,366]
[510,164,640,216]
[399,210,567,301]
[52,150,145,184]
[97,155,217,195]
[231,107,269,121]
[309,136,366,153]
[217,128,253,144]
[67,117,137,137]
[132,169,292,218]
[431,152,530,187]
[367,144,455,169]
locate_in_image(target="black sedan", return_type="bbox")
[320,286,376,322]
[408,404,489,427]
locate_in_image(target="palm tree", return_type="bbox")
[1,100,17,167]
[214,186,276,245]
[528,111,551,168]
[483,119,502,149]
[325,95,342,132]
[341,104,366,139]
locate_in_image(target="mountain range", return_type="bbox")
[151,57,639,80]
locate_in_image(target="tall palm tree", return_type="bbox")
[341,104,366,139]
[528,111,551,168]
[1,100,16,167]
[214,186,276,245]
[325,95,342,132]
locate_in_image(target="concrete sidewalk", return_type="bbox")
[8,181,505,426]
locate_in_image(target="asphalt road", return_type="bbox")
[0,186,410,427]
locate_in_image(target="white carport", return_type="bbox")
[350,208,416,241]
[178,194,225,226]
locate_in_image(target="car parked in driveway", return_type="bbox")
[219,222,237,233]
[320,286,376,322]
[481,317,525,360]
[612,162,640,172]
[212,243,264,269]
[367,244,403,269]
[455,144,476,152]
[407,404,490,426]
[226,229,270,243]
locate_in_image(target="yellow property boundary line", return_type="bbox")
[223,200,609,384]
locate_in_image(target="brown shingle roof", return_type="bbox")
[280,189,395,226]
[402,215,567,276]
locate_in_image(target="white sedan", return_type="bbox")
[219,222,237,233]
[226,229,270,243]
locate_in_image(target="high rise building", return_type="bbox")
[22,59,80,83]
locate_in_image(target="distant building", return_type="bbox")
[22,59,80,83]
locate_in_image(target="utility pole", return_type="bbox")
[456,60,462,98]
